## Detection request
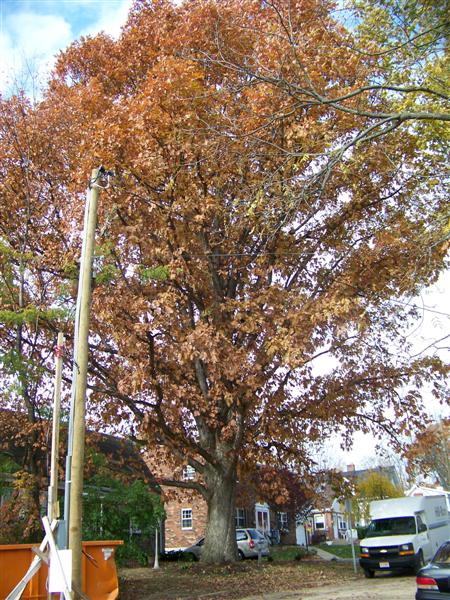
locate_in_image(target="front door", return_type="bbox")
[255,504,270,535]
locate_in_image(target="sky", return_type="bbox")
[332,269,450,469]
[2,0,449,470]
[0,0,133,94]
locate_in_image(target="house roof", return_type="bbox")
[405,483,450,510]
[342,465,402,489]
[0,409,158,490]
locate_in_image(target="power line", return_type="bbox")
[385,298,450,318]
[338,280,450,318]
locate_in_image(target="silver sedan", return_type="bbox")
[183,528,270,560]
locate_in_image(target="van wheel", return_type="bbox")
[414,551,425,573]
[238,550,245,561]
[364,569,374,578]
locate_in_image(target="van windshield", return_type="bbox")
[365,516,417,537]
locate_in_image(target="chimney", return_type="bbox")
[346,464,355,473]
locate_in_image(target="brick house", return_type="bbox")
[163,466,209,550]
[308,498,349,543]
[146,452,298,550]
[0,415,159,518]
[163,484,297,550]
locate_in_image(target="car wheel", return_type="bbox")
[238,550,245,561]
[182,552,197,562]
[364,569,374,578]
[414,551,425,573]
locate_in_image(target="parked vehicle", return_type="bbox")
[359,496,450,578]
[183,528,270,560]
[416,540,450,599]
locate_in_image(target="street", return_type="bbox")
[241,572,416,600]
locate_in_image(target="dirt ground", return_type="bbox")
[119,560,356,599]
[118,560,416,600]
[243,573,416,599]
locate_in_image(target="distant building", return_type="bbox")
[406,483,450,511]
[307,464,403,542]
[342,463,402,488]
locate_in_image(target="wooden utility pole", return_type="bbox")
[68,168,102,595]
[48,332,65,522]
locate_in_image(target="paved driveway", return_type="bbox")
[241,572,416,600]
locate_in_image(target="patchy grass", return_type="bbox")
[269,544,317,561]
[119,557,361,599]
[318,543,361,559]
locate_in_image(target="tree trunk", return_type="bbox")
[201,466,237,563]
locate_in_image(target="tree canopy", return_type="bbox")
[353,470,404,524]
[0,93,71,524]
[406,418,450,488]
[0,0,448,563]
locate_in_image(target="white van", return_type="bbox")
[359,495,450,578]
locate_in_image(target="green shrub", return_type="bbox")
[179,552,197,562]
[82,478,165,567]
[294,547,311,561]
[116,541,148,567]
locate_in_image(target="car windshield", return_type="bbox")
[365,516,416,537]
[433,543,450,564]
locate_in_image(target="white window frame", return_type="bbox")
[182,465,195,481]
[235,508,246,528]
[314,513,325,530]
[277,511,288,530]
[255,503,270,534]
[181,508,193,530]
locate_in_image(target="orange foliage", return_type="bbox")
[1,0,448,562]
[405,419,450,487]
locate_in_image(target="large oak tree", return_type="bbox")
[1,0,448,563]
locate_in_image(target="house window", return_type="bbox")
[181,508,193,530]
[314,514,325,529]
[338,515,347,530]
[182,465,195,481]
[235,508,246,527]
[277,512,288,530]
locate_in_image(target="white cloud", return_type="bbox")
[0,1,133,96]
[1,11,73,95]
[8,12,73,56]
[80,0,133,39]
[0,28,14,92]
